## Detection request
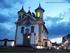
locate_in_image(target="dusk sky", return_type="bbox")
[0,0,70,43]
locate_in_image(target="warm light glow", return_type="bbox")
[53,46,57,49]
[57,47,59,50]
[27,36,30,38]
[11,42,14,47]
[37,11,40,17]
[36,46,44,49]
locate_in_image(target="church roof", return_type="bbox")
[16,15,36,25]
[27,10,31,15]
[32,12,35,17]
[35,4,44,12]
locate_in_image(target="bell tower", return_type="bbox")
[35,4,44,18]
[15,6,27,46]
[35,4,45,48]
[18,6,26,20]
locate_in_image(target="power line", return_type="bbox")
[46,2,66,3]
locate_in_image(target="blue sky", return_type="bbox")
[0,0,70,43]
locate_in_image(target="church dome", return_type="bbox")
[18,6,26,14]
[35,4,44,12]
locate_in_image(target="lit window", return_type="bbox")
[36,46,44,49]
[37,11,40,17]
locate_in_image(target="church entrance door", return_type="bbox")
[23,33,31,47]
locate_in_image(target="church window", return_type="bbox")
[31,26,34,33]
[19,15,21,19]
[37,10,40,17]
[21,27,24,33]
[25,28,29,33]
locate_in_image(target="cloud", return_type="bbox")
[0,0,25,9]
[50,37,62,43]
[48,24,70,35]
[45,12,70,38]
[0,0,26,23]
[0,0,26,40]
[0,24,10,39]
[45,16,63,28]
[65,0,70,3]
[0,14,11,23]
[0,23,15,40]
[0,0,12,8]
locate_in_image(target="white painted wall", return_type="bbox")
[34,24,39,44]
[16,26,23,45]
[16,24,47,46]
[31,33,35,44]
[16,24,39,45]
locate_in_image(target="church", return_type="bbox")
[15,4,50,48]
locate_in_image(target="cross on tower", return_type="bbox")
[28,7,31,11]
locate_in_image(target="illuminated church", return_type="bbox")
[15,4,49,48]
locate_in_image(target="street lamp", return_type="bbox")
[27,36,30,38]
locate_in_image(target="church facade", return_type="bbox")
[15,4,48,48]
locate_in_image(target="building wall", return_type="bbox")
[34,24,39,44]
[16,21,48,47]
[16,24,40,45]
[16,26,23,45]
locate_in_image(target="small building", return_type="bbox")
[0,39,14,47]
[61,34,70,49]
[43,39,52,49]
[15,4,48,48]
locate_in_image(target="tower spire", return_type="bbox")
[18,5,26,13]
[28,7,31,11]
[39,3,41,7]
[21,6,23,10]
[35,3,44,18]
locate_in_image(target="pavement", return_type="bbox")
[0,47,70,53]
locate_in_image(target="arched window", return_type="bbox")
[25,28,29,33]
[37,10,40,17]
[31,26,34,33]
[21,27,24,33]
